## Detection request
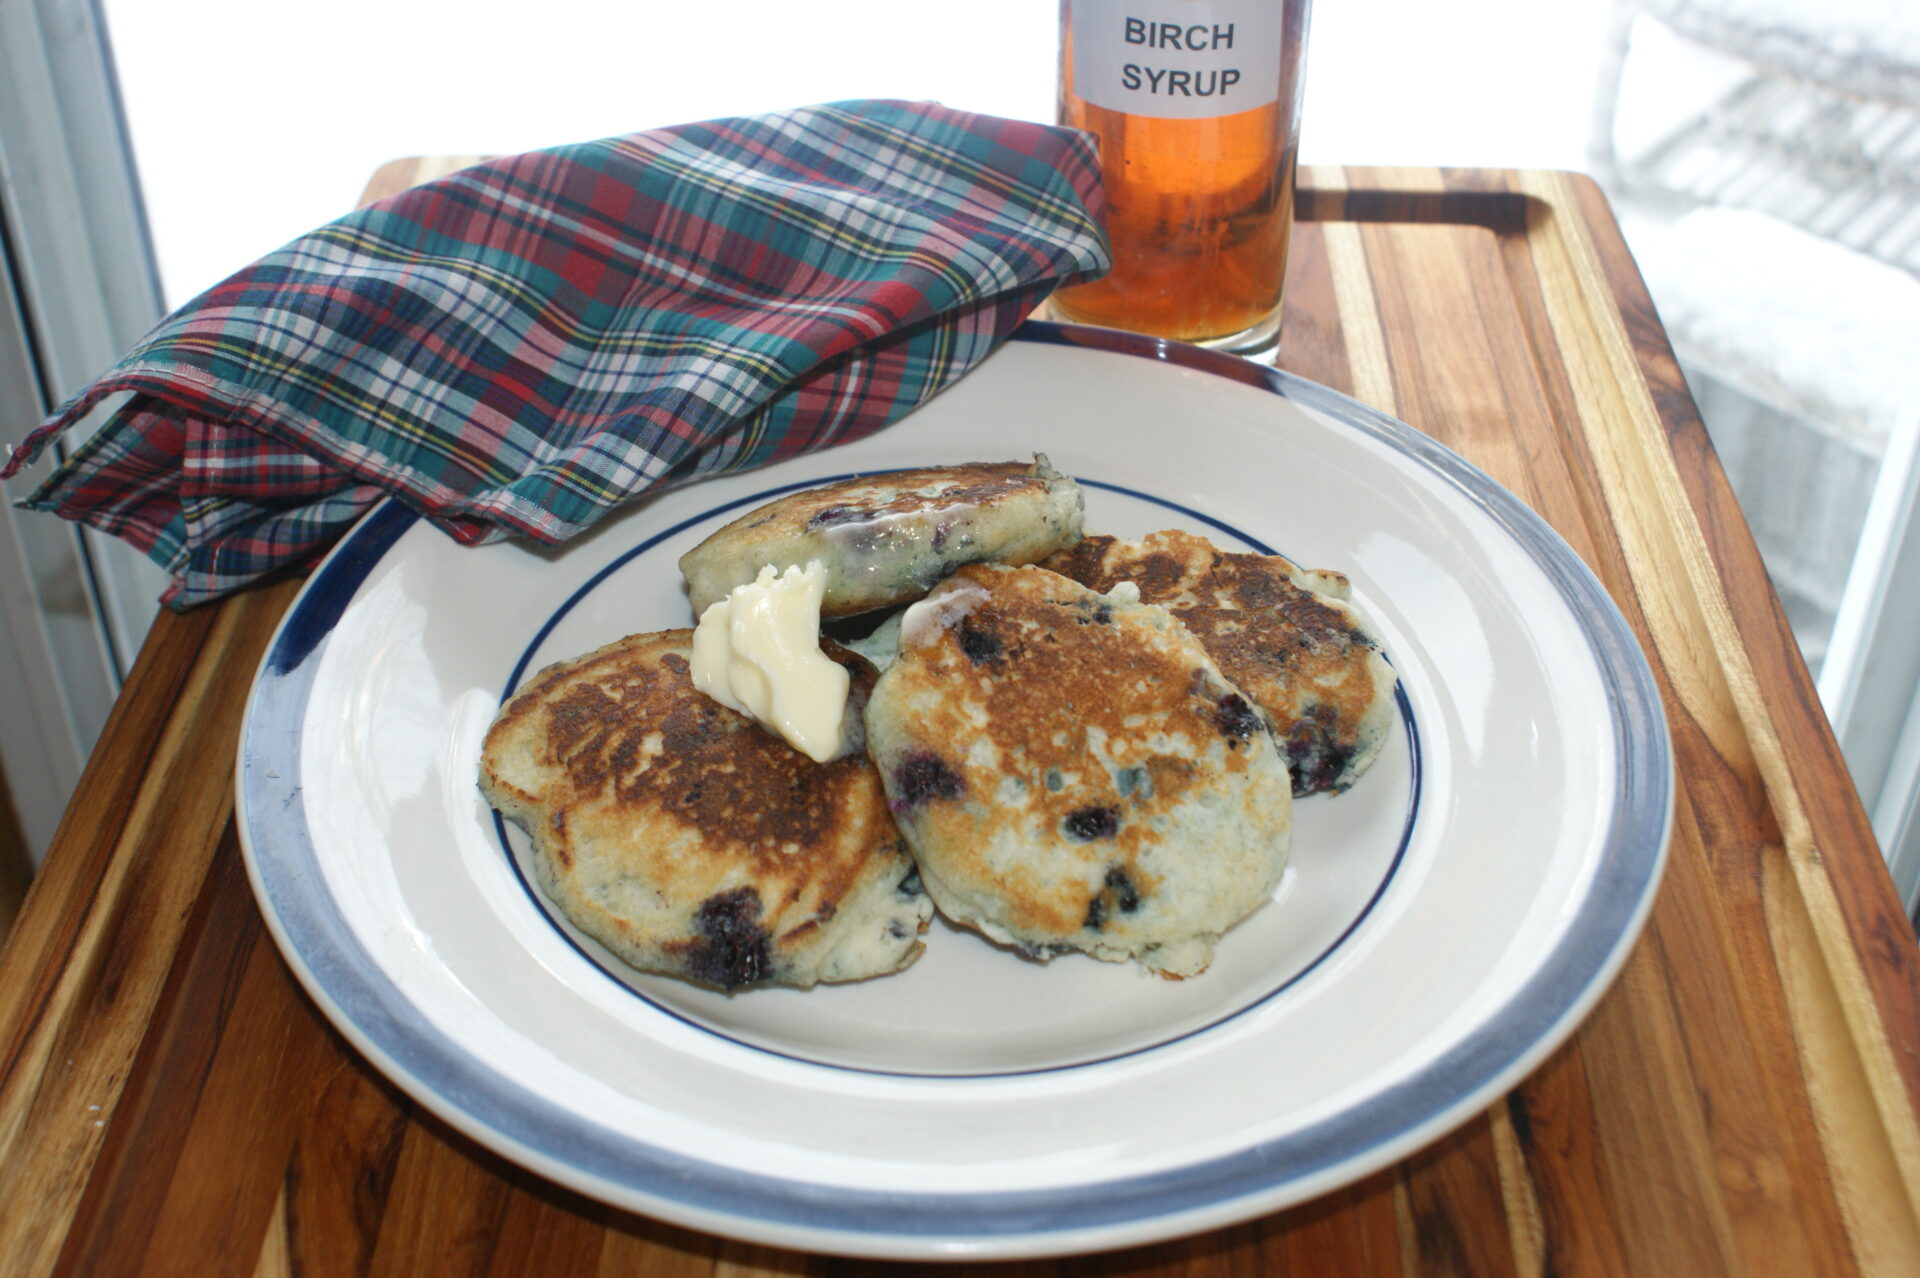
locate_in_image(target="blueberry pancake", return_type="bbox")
[863,564,1293,978]
[679,455,1084,619]
[1044,530,1397,796]
[479,630,930,992]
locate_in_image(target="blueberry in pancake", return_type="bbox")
[479,630,930,991]
[863,564,1292,979]
[679,455,1083,619]
[1044,530,1396,796]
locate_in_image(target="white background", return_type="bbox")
[101,0,1614,307]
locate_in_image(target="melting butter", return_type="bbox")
[898,582,990,649]
[691,561,850,763]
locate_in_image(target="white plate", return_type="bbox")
[237,323,1671,1260]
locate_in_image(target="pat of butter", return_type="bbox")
[690,561,850,763]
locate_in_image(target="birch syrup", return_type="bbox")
[1053,0,1311,353]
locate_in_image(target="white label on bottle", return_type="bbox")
[1071,0,1285,120]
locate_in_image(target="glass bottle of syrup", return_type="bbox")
[1053,0,1312,354]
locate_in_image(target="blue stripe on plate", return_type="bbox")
[239,321,1671,1247]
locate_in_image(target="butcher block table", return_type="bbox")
[5,160,1920,1276]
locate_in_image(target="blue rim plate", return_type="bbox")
[236,322,1672,1259]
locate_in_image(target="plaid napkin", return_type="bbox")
[2,100,1109,608]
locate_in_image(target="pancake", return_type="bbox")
[479,630,930,991]
[679,455,1084,619]
[1044,530,1397,796]
[863,564,1293,978]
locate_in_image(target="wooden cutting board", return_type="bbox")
[1,161,1917,1276]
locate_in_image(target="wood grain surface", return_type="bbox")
[0,765,30,945]
[2,161,1917,1276]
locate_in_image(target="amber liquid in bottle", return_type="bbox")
[1053,3,1306,352]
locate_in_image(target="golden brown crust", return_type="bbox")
[869,564,1288,953]
[479,630,916,988]
[507,642,875,878]
[1044,530,1395,795]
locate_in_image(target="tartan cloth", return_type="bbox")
[1,100,1109,608]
